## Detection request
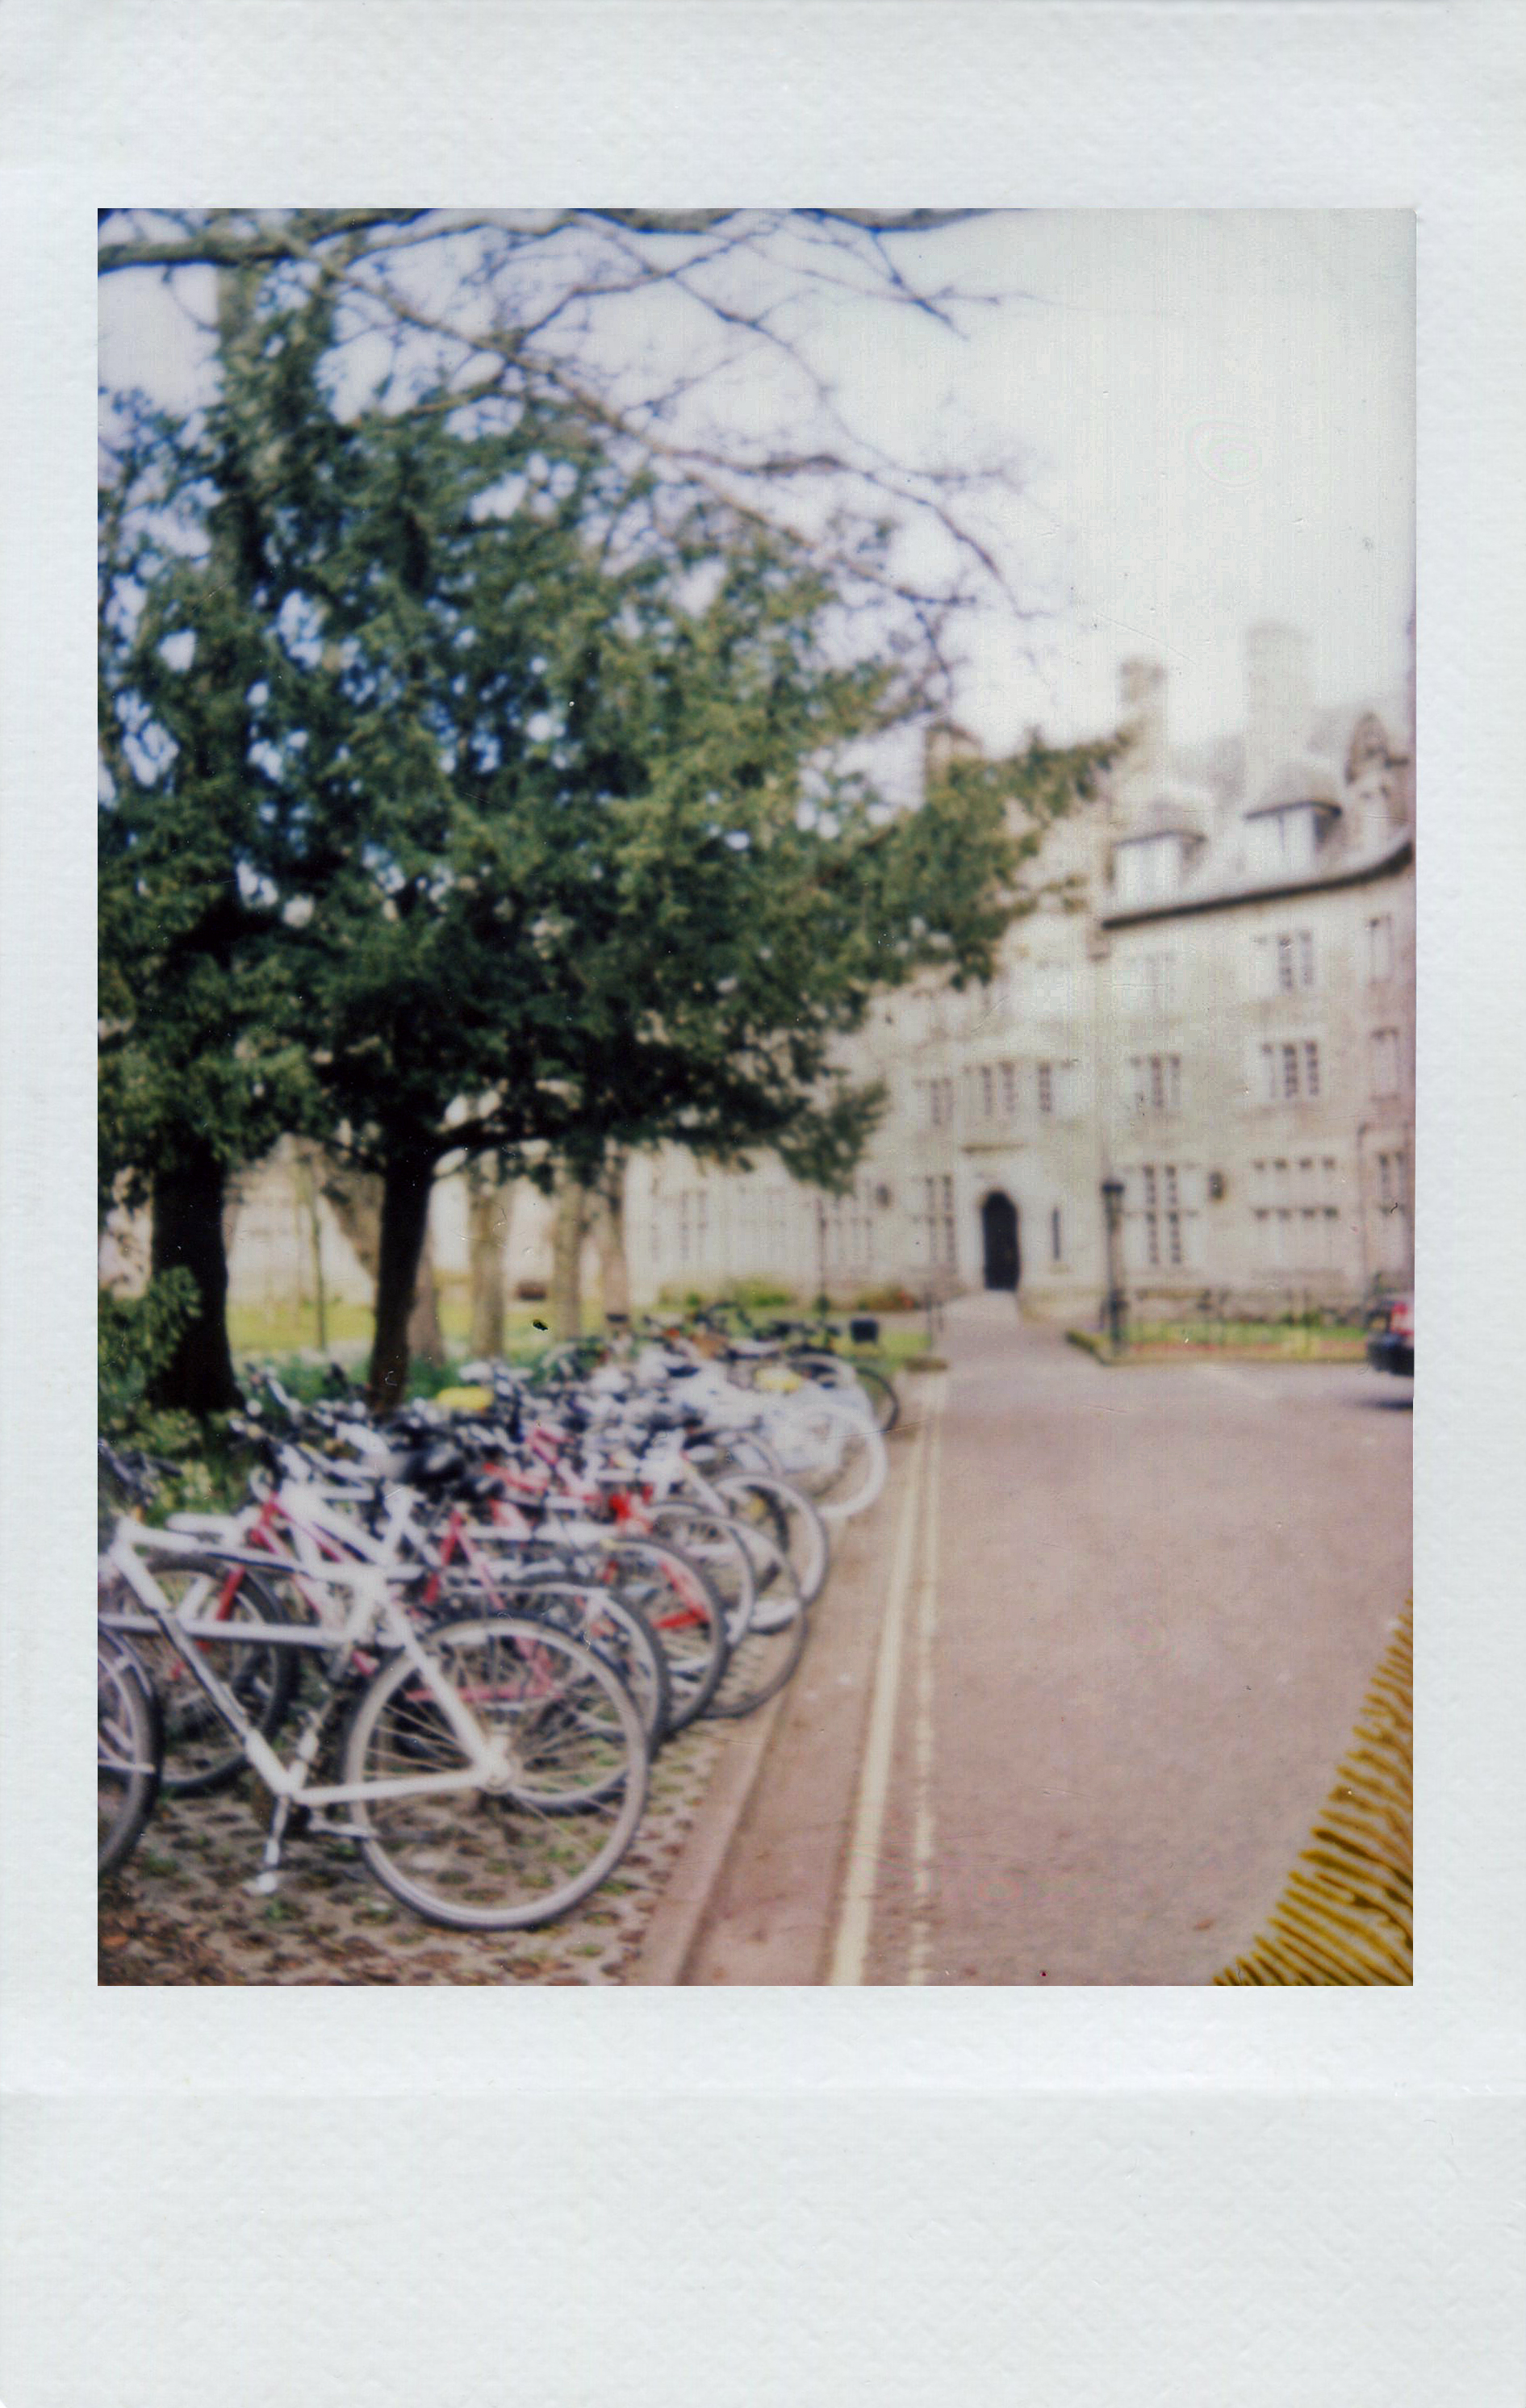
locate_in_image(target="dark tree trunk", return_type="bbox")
[408,1221,447,1367]
[368,1152,436,1410]
[148,1139,242,1414]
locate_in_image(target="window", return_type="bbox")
[1248,806,1322,880]
[1252,928,1317,997]
[1038,1061,1053,1116]
[923,1075,955,1130]
[980,1064,993,1119]
[1051,1206,1062,1263]
[1031,959,1077,1019]
[1119,951,1178,1014]
[1257,1039,1323,1103]
[1138,1164,1188,1269]
[1131,1053,1181,1113]
[1369,1028,1401,1097]
[918,1175,957,1270]
[1115,835,1187,905]
[999,1060,1018,1116]
[1367,914,1394,982]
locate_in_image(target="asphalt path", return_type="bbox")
[683,1297,1412,1985]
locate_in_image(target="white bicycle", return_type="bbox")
[98,1520,649,1931]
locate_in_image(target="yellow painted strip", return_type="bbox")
[1216,1605,1412,1987]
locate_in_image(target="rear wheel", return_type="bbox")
[342,1616,649,1931]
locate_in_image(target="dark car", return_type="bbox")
[1366,1291,1414,1377]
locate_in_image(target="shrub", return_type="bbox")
[98,1270,199,1446]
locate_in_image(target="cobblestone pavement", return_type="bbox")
[99,1715,727,1985]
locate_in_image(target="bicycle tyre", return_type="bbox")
[596,1536,730,1732]
[712,1472,830,1607]
[342,1615,649,1932]
[112,1556,302,1796]
[98,1631,164,1877]
[704,1530,809,1718]
[485,1574,672,1754]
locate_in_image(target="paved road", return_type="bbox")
[684,1297,1412,1985]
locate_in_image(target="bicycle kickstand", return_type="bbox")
[248,1794,293,1896]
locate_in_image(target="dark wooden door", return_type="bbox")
[981,1192,1020,1290]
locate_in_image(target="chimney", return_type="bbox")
[923,721,981,784]
[1244,623,1313,803]
[1117,657,1167,796]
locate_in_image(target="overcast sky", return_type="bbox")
[101,210,1415,760]
[820,211,1415,754]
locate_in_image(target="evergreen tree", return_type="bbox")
[101,283,1112,1408]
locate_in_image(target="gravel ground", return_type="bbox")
[99,1712,728,1985]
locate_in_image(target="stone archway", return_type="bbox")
[980,1190,1020,1292]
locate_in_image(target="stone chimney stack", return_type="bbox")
[1117,656,1168,804]
[1244,622,1314,803]
[923,721,981,785]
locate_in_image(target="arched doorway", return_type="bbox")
[980,1191,1020,1291]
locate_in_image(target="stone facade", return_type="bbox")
[627,625,1415,1319]
[104,623,1413,1336]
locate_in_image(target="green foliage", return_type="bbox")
[721,1277,800,1311]
[101,271,1112,1400]
[98,1272,200,1440]
[98,1272,254,1513]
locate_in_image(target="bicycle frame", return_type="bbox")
[101,1524,508,1808]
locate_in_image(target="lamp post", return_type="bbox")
[1100,1174,1127,1357]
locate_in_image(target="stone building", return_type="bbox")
[105,621,1412,1340]
[625,624,1415,1319]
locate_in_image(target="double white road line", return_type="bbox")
[827,1374,947,1986]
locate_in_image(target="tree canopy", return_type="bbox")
[99,222,1109,1407]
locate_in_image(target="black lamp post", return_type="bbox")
[1101,1175,1127,1355]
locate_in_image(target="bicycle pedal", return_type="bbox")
[306,1817,369,1842]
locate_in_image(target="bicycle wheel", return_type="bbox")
[713,1472,830,1607]
[596,1536,729,1732]
[705,1528,809,1718]
[114,1557,302,1796]
[850,1362,901,1436]
[644,1503,759,1686]
[479,1574,672,1754]
[98,1632,163,1877]
[341,1616,649,1932]
[770,1394,888,1521]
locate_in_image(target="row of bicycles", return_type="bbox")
[98,1311,901,1934]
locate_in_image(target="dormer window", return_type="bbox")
[1244,801,1338,880]
[1113,833,1193,905]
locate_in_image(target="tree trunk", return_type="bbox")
[595,1152,632,1323]
[148,1138,242,1413]
[368,1153,436,1410]
[549,1171,591,1343]
[467,1161,513,1357]
[408,1221,446,1367]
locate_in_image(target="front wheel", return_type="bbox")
[341,1616,649,1931]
